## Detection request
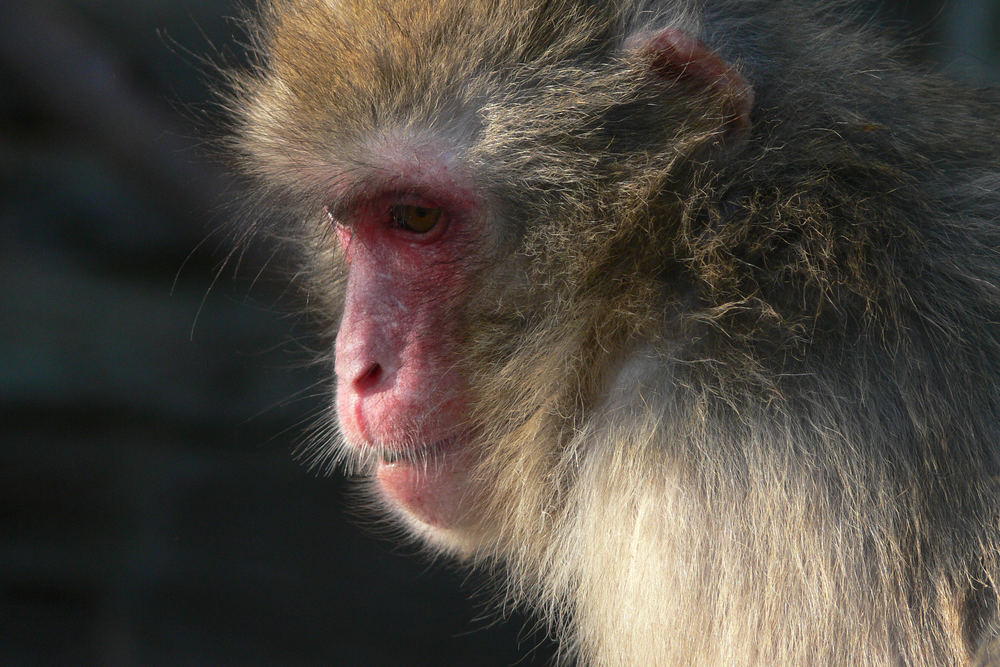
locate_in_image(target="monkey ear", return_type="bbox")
[628,28,754,138]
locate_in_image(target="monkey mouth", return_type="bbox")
[374,434,462,466]
[379,449,406,464]
[372,433,475,531]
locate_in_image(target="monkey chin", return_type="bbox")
[369,437,484,557]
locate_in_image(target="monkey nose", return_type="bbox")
[351,362,384,393]
[334,327,393,395]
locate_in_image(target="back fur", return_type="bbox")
[228,1,1000,664]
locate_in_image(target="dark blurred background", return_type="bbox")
[1,1,997,665]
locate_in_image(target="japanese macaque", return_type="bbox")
[225,0,1000,664]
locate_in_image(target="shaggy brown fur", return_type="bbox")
[225,1,1000,664]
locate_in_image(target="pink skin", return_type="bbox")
[333,165,480,530]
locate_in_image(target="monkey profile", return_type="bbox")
[224,0,1000,664]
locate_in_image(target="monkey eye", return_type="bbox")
[391,204,442,234]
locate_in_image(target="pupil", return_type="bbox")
[414,207,428,218]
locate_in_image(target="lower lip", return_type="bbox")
[374,437,471,529]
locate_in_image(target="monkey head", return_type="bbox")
[231,0,753,556]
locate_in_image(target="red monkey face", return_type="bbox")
[331,147,485,538]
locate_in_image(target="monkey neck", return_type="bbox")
[489,351,988,666]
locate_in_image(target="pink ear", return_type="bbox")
[630,28,754,136]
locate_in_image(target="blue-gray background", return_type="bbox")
[2,1,998,665]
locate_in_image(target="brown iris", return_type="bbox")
[391,204,442,234]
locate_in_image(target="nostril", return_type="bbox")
[353,362,383,392]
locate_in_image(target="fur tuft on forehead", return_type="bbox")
[246,0,626,125]
[229,0,739,214]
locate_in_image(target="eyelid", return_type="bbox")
[324,190,452,235]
